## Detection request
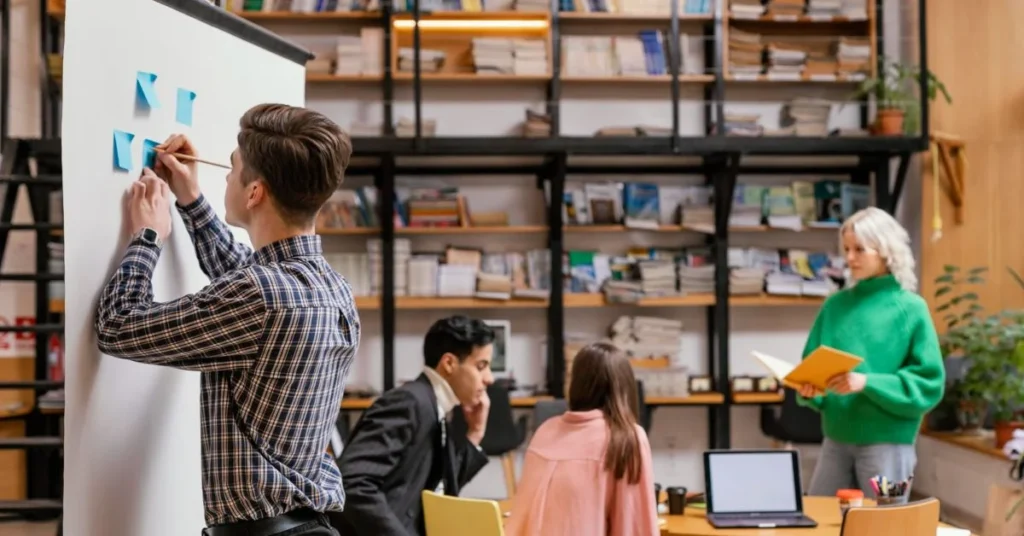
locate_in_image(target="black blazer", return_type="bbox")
[331,374,489,536]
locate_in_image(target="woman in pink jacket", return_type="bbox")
[506,342,659,536]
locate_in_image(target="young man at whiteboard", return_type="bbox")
[95,104,358,536]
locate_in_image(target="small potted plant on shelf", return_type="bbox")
[934,265,1024,447]
[852,55,952,136]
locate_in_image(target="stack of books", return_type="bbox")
[730,267,766,295]
[608,315,684,361]
[395,117,437,137]
[728,28,764,77]
[397,47,446,73]
[472,38,515,75]
[368,238,411,296]
[781,97,832,136]
[677,264,715,294]
[836,37,871,79]
[513,39,548,75]
[804,39,839,78]
[765,0,806,18]
[766,40,808,79]
[840,0,867,18]
[637,259,677,297]
[522,109,552,137]
[806,0,842,18]
[718,113,763,137]
[334,35,364,75]
[730,0,766,18]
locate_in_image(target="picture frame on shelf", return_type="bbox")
[483,319,510,376]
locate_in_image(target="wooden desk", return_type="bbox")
[660,497,972,536]
[341,395,553,410]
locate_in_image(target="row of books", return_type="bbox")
[730,28,870,80]
[305,31,385,77]
[569,245,842,302]
[559,0,711,16]
[729,0,867,19]
[559,177,869,232]
[561,32,705,78]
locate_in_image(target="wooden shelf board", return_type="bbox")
[306,73,382,83]
[239,11,382,21]
[565,293,823,308]
[342,393,722,409]
[561,74,714,83]
[559,12,712,22]
[725,74,866,84]
[733,392,784,404]
[648,393,725,405]
[730,295,826,306]
[391,10,550,20]
[393,73,551,82]
[396,297,548,309]
[354,296,380,310]
[565,224,685,233]
[318,228,378,236]
[399,225,548,234]
[920,429,1006,461]
[728,13,870,24]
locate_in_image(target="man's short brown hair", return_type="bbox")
[237,103,352,226]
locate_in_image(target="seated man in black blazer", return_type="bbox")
[331,315,495,536]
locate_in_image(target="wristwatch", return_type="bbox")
[131,227,163,248]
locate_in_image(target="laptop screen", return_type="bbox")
[706,451,801,514]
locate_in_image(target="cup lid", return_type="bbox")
[836,489,864,499]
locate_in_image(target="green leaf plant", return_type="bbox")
[850,55,952,135]
[934,266,1024,423]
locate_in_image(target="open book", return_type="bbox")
[752,346,863,391]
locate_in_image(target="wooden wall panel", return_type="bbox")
[920,0,1024,316]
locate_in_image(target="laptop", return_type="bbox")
[703,449,818,529]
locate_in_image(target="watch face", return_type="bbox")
[142,228,158,242]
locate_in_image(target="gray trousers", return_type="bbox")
[807,438,917,501]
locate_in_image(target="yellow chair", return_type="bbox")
[840,497,941,536]
[421,490,505,536]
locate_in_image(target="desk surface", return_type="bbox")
[659,496,970,536]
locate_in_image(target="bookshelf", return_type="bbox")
[20,0,931,452]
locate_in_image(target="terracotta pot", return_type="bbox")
[994,414,1024,449]
[874,109,905,135]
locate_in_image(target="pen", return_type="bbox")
[869,478,879,496]
[881,477,888,497]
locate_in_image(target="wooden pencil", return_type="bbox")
[153,148,230,170]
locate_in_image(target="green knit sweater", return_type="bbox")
[796,274,946,445]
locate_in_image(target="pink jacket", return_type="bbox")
[505,409,659,536]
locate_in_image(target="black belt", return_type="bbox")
[202,508,324,536]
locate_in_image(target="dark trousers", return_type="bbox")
[202,509,339,536]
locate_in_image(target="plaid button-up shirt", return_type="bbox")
[95,195,359,526]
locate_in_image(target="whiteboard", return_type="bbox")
[61,0,310,534]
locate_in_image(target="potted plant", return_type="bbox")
[851,56,952,136]
[934,265,1024,446]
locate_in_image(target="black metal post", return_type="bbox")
[547,0,561,136]
[890,152,911,213]
[712,1,725,135]
[668,0,680,151]
[874,156,892,215]
[545,153,566,398]
[26,183,53,501]
[702,168,717,447]
[378,156,396,390]
[710,154,739,449]
[382,6,394,136]
[1,0,10,142]
[412,0,422,146]
[917,0,928,139]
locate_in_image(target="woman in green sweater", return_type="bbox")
[797,207,946,500]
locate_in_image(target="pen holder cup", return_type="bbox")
[874,496,907,506]
[667,487,688,515]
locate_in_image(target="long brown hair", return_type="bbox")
[567,342,642,484]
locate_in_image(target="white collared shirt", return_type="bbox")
[422,366,458,422]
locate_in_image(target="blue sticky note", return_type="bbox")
[176,88,196,126]
[142,139,160,169]
[136,71,160,109]
[113,130,135,171]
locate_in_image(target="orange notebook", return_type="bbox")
[752,346,863,391]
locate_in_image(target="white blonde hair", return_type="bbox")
[840,206,917,292]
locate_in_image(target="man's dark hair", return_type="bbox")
[423,315,496,368]
[237,103,352,226]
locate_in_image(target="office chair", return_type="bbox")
[840,497,941,536]
[421,490,505,536]
[759,388,823,448]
